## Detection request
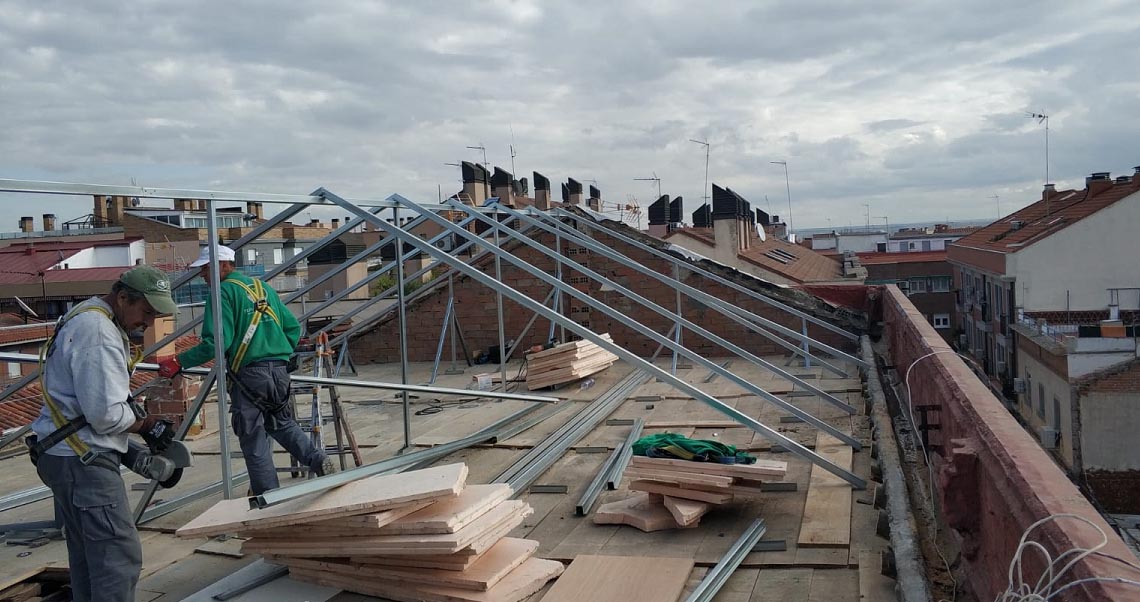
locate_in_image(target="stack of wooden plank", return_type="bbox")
[176,463,563,602]
[595,456,788,531]
[525,334,618,390]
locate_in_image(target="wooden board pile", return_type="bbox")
[176,463,563,602]
[594,456,788,531]
[525,334,619,390]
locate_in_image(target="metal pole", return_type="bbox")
[802,318,811,368]
[553,227,564,343]
[322,190,865,487]
[428,297,454,385]
[447,275,460,373]
[394,207,411,451]
[672,263,682,375]
[494,208,508,390]
[205,200,234,499]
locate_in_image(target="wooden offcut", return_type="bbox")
[628,480,733,504]
[176,463,468,538]
[797,432,854,547]
[624,468,735,488]
[593,493,696,532]
[663,496,711,527]
[525,334,619,390]
[286,557,564,602]
[537,555,695,602]
[630,456,788,478]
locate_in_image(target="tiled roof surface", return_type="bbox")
[0,323,54,347]
[891,227,978,239]
[667,227,844,283]
[856,251,948,265]
[0,335,202,431]
[953,181,1140,254]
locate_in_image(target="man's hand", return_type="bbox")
[129,415,175,451]
[157,356,181,378]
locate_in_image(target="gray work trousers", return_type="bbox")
[230,360,324,495]
[36,453,142,602]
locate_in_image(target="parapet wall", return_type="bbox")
[882,285,1133,601]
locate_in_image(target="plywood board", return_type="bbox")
[377,484,513,535]
[353,547,489,571]
[525,335,612,361]
[629,480,733,504]
[593,493,688,533]
[663,496,711,527]
[858,552,896,601]
[624,468,735,488]
[287,557,564,602]
[537,554,694,602]
[306,499,434,529]
[270,538,536,592]
[176,463,468,538]
[630,456,787,478]
[242,501,532,557]
[797,433,854,547]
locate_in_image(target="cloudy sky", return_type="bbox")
[2,0,1138,231]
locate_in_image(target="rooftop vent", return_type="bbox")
[1010,220,1024,231]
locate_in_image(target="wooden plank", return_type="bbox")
[377,484,513,535]
[747,568,814,602]
[593,493,689,533]
[628,480,733,504]
[269,538,537,592]
[538,555,694,602]
[663,496,711,527]
[176,463,468,538]
[858,552,896,601]
[624,468,735,488]
[630,456,788,479]
[287,557,564,602]
[311,499,434,529]
[353,547,491,571]
[797,433,854,547]
[242,501,532,556]
[525,335,612,361]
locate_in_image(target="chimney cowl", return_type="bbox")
[1089,172,1111,181]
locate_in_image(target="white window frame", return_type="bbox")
[931,276,951,293]
[272,248,283,264]
[909,278,928,294]
[933,314,951,329]
[246,249,257,262]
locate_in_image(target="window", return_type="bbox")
[933,314,950,329]
[272,248,283,264]
[994,287,1004,317]
[908,242,916,250]
[1037,383,1045,418]
[6,362,20,378]
[876,243,886,252]
[246,249,257,262]
[921,240,932,251]
[909,278,928,294]
[931,277,951,292]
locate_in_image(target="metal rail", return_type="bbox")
[685,518,768,602]
[576,417,644,516]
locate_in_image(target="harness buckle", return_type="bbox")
[79,450,100,465]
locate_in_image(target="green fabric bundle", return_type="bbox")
[631,432,756,465]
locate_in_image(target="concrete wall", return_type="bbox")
[1009,190,1140,311]
[1016,350,1075,468]
[883,284,1133,601]
[54,240,145,269]
[1081,391,1140,472]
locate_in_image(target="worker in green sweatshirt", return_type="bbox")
[159,245,334,493]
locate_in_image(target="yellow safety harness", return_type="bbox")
[38,304,143,460]
[228,278,281,372]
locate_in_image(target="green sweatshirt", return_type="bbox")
[178,272,301,370]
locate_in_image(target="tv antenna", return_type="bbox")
[466,144,489,170]
[991,194,1000,218]
[634,172,661,200]
[15,296,38,318]
[509,125,517,176]
[690,139,710,204]
[1026,111,1050,214]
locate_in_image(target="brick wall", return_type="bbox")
[883,285,1133,601]
[349,225,861,364]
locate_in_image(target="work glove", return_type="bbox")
[133,415,175,452]
[157,356,182,378]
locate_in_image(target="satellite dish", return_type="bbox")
[15,296,38,318]
[756,224,766,242]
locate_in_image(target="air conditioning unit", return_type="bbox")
[1038,427,1058,450]
[1013,378,1027,393]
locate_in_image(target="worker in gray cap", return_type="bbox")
[30,265,178,602]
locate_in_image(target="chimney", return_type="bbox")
[42,214,56,231]
[93,195,108,225]
[668,196,683,225]
[245,201,258,220]
[647,195,670,238]
[768,215,787,240]
[533,171,552,210]
[174,198,192,212]
[587,185,601,211]
[19,217,34,233]
[108,196,127,225]
[561,183,570,204]
[566,179,583,205]
[460,161,489,206]
[309,218,320,227]
[1086,172,1113,196]
[490,167,515,206]
[331,218,340,229]
[710,185,746,260]
[1133,166,1140,190]
[693,204,711,228]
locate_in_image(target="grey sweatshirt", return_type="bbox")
[31,297,138,456]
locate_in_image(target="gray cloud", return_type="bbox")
[1,0,1138,230]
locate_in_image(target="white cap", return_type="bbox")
[189,245,236,268]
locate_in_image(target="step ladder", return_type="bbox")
[282,332,362,477]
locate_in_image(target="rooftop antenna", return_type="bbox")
[1026,111,1050,215]
[466,144,489,171]
[990,194,1001,218]
[634,172,662,201]
[509,125,517,176]
[764,194,772,215]
[770,160,793,233]
[862,203,870,229]
[690,139,710,205]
